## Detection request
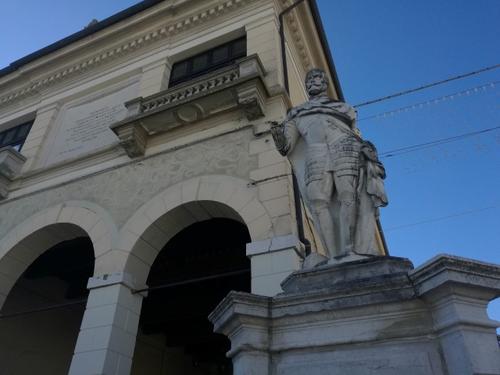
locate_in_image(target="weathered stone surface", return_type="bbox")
[281,255,413,294]
[0,129,257,238]
[210,255,500,375]
[44,79,139,165]
[301,252,328,269]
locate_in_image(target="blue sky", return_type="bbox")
[316,0,500,321]
[1,1,499,319]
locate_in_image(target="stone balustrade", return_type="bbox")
[111,54,268,157]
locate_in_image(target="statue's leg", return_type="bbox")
[307,174,337,258]
[333,174,357,256]
[311,200,337,258]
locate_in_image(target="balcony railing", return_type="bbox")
[111,54,267,157]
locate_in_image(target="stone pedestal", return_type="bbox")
[209,255,500,375]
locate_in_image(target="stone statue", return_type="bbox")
[270,68,388,262]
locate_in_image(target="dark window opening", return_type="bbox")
[0,121,33,152]
[169,37,247,87]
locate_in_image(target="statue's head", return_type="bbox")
[305,68,328,97]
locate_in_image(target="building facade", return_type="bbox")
[0,1,386,374]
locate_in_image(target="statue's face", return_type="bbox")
[306,73,328,97]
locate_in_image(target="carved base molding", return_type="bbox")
[210,255,500,375]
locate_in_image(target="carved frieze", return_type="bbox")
[0,0,255,109]
[0,128,256,239]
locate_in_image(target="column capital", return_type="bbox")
[409,253,500,301]
[141,56,172,73]
[246,234,302,256]
[87,272,146,293]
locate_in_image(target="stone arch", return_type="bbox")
[117,175,273,285]
[0,201,117,309]
[487,297,500,323]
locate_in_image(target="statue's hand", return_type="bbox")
[268,121,288,155]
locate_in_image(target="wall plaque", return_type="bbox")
[45,81,139,165]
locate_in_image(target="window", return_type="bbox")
[169,37,246,87]
[0,121,33,152]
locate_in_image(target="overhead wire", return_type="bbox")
[353,63,500,108]
[378,125,500,158]
[385,206,498,232]
[355,66,500,235]
[358,81,499,122]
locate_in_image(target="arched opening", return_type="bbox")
[131,202,251,375]
[487,297,500,342]
[0,225,94,375]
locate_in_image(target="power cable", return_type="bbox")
[0,299,86,319]
[354,63,500,108]
[358,81,499,122]
[385,205,498,232]
[379,125,500,158]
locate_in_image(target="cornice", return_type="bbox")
[285,13,312,72]
[278,0,313,72]
[279,0,341,99]
[0,0,254,110]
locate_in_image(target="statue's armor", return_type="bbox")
[304,143,329,184]
[288,97,361,185]
[329,135,361,178]
[270,70,388,258]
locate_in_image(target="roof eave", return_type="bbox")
[0,0,164,78]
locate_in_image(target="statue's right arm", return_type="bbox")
[270,120,299,156]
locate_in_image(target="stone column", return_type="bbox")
[410,255,500,375]
[209,292,271,375]
[245,14,283,95]
[20,103,60,172]
[246,234,303,296]
[69,272,146,375]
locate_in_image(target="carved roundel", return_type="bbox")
[175,103,204,124]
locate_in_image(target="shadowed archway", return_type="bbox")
[131,202,251,375]
[0,225,95,375]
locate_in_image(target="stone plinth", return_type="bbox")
[209,255,500,375]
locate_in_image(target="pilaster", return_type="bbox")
[248,124,295,243]
[20,103,60,172]
[138,58,172,98]
[246,234,303,296]
[245,15,283,95]
[209,291,271,375]
[410,255,500,375]
[69,272,146,375]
